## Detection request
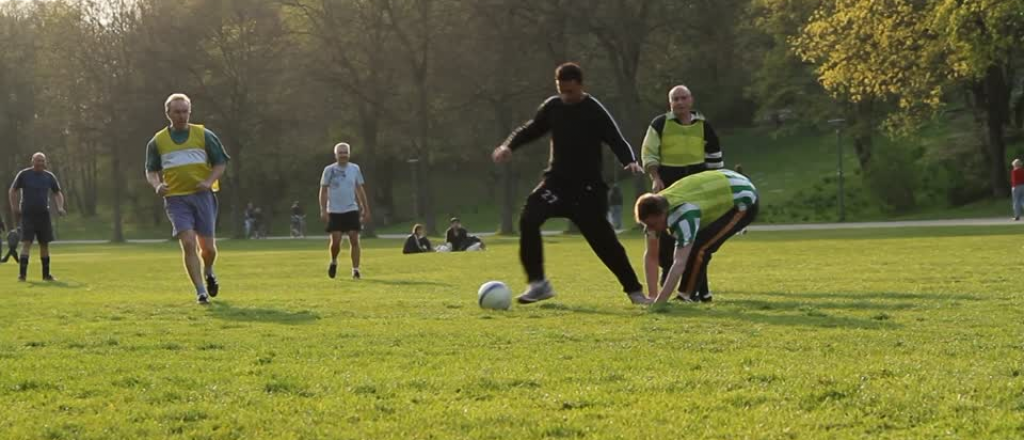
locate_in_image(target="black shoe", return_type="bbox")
[328,263,337,279]
[197,295,210,306]
[352,269,361,280]
[206,275,219,297]
[18,276,26,282]
[43,275,56,282]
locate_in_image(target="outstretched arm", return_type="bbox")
[493,99,553,163]
[655,244,693,303]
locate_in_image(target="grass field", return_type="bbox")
[1,227,1022,439]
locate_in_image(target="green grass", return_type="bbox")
[1,227,1022,438]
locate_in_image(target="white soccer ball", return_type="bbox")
[478,281,512,310]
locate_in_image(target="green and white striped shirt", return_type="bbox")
[660,170,757,247]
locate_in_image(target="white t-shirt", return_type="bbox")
[320,163,364,214]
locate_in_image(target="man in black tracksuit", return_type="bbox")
[492,62,649,305]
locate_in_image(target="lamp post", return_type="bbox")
[827,118,846,222]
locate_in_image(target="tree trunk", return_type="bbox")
[848,101,874,171]
[110,146,125,243]
[375,159,395,225]
[415,76,436,235]
[984,64,1010,198]
[225,131,244,238]
[357,101,379,236]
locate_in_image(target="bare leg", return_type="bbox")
[178,230,204,296]
[348,231,360,270]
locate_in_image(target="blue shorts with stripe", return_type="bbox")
[165,190,218,238]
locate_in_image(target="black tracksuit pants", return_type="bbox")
[519,179,643,294]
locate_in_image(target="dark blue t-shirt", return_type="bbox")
[10,168,61,214]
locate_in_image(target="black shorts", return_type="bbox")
[326,211,361,233]
[21,211,54,244]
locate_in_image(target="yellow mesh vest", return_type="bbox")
[154,124,219,196]
[659,170,733,222]
[659,119,705,167]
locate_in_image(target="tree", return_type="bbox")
[794,0,1024,198]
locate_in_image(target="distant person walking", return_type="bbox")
[8,153,66,281]
[319,142,371,280]
[1013,159,1024,221]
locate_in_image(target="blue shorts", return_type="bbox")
[165,191,218,238]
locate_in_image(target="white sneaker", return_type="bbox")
[627,291,651,305]
[516,281,555,304]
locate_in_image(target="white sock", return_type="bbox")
[353,267,359,271]
[331,259,337,265]
[205,266,215,279]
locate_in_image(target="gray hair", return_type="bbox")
[668,85,691,99]
[1014,158,1022,168]
[334,143,351,154]
[164,93,192,113]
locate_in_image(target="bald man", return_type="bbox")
[640,85,724,290]
[9,153,66,282]
[319,142,371,280]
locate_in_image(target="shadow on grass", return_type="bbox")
[728,298,917,312]
[357,279,452,287]
[209,301,320,325]
[26,279,86,289]
[745,290,978,301]
[648,303,896,330]
[537,303,634,316]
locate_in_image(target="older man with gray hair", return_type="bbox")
[640,85,724,290]
[145,93,230,305]
[319,142,371,280]
[9,152,65,282]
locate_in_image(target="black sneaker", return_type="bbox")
[18,276,26,282]
[197,295,210,305]
[206,275,219,298]
[328,263,337,279]
[352,269,361,280]
[43,275,56,282]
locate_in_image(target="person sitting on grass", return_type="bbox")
[445,217,484,252]
[403,224,433,254]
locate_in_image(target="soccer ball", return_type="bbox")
[478,281,512,310]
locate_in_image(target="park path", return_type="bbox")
[48,217,1020,245]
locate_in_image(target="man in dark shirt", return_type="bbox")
[8,153,66,281]
[444,217,483,252]
[492,62,648,305]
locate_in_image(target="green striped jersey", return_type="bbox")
[659,170,757,247]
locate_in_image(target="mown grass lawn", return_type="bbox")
[0,227,1022,439]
